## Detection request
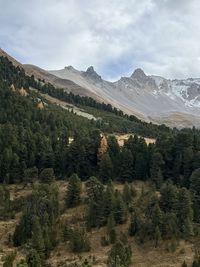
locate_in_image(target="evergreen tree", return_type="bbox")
[122,182,132,206]
[39,168,54,183]
[86,177,104,228]
[190,168,200,222]
[150,152,164,189]
[107,240,132,267]
[65,173,82,207]
[69,228,90,253]
[107,213,116,244]
[26,249,42,267]
[114,191,127,224]
[154,226,161,248]
[99,153,113,183]
[103,182,115,218]
[32,216,44,253]
[119,149,134,182]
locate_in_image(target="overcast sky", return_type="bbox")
[1,0,200,80]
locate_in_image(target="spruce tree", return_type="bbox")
[122,182,132,206]
[39,168,54,183]
[114,191,127,224]
[150,152,164,189]
[154,226,161,248]
[99,153,113,183]
[26,249,42,267]
[107,240,132,267]
[65,173,82,208]
[107,213,116,244]
[32,216,44,253]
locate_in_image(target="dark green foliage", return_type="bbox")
[86,178,127,228]
[99,153,113,183]
[13,184,59,256]
[39,168,54,183]
[107,240,132,267]
[154,226,161,247]
[150,152,164,189]
[122,182,133,205]
[192,258,200,267]
[190,168,200,222]
[86,176,105,228]
[26,249,42,267]
[69,228,90,253]
[65,173,82,207]
[114,191,127,224]
[23,167,38,184]
[17,259,28,267]
[0,185,11,219]
[107,213,116,244]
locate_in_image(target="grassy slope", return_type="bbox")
[0,181,195,267]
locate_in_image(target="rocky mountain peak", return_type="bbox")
[131,68,147,81]
[64,65,76,71]
[84,66,102,81]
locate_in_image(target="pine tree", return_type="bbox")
[69,228,90,253]
[190,168,200,222]
[150,152,164,189]
[119,149,134,182]
[107,213,116,244]
[65,173,82,208]
[99,153,113,183]
[31,216,44,253]
[26,249,42,267]
[114,191,127,224]
[129,213,139,237]
[122,182,132,206]
[107,240,132,267]
[177,188,193,236]
[154,226,161,248]
[39,168,54,183]
[103,183,115,218]
[86,177,105,228]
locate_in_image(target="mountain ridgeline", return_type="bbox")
[1,55,200,267]
[50,65,200,128]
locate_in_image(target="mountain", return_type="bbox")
[1,48,200,127]
[50,66,200,128]
[0,48,104,101]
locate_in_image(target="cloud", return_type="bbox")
[0,0,200,80]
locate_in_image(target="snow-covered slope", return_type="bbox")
[49,67,200,128]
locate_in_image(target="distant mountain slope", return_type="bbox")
[0,48,103,101]
[50,67,200,127]
[24,64,104,101]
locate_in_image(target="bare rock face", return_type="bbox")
[131,68,147,82]
[83,66,102,82]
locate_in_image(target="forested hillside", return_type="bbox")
[0,56,200,267]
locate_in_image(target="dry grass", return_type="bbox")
[0,181,195,267]
[114,134,156,147]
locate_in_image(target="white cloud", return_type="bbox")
[0,0,200,80]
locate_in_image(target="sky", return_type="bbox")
[1,0,200,81]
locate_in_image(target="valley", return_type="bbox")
[0,52,200,267]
